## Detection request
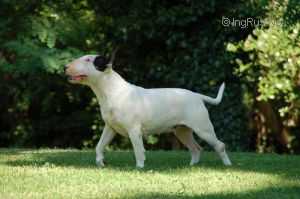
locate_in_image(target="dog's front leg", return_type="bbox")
[128,126,145,168]
[95,125,115,167]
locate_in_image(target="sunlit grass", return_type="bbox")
[0,149,299,199]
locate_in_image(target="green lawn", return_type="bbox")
[0,149,299,199]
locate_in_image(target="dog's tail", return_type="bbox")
[199,82,225,105]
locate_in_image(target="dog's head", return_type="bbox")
[65,55,111,84]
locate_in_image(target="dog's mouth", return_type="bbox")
[68,75,88,81]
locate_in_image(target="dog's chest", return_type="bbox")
[101,108,117,123]
[101,106,128,136]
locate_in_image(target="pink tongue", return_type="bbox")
[74,76,83,81]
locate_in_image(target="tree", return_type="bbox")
[228,0,300,153]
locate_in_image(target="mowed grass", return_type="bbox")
[0,149,299,199]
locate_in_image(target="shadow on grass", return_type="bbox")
[1,149,300,180]
[121,186,300,199]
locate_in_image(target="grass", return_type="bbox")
[0,149,299,199]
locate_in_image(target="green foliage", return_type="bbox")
[0,0,104,148]
[228,0,300,153]
[236,25,300,105]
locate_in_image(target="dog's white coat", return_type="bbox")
[66,55,232,168]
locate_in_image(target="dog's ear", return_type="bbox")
[107,47,119,68]
[93,55,109,71]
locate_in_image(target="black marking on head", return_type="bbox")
[93,55,109,71]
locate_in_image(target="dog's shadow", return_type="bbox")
[2,149,299,179]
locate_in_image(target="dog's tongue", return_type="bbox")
[73,76,83,81]
[71,75,86,81]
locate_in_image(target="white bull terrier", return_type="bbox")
[65,53,232,168]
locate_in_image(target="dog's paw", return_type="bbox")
[136,165,144,169]
[96,161,104,167]
[136,160,144,169]
[190,150,201,166]
[224,160,232,166]
[96,158,106,167]
[189,160,199,166]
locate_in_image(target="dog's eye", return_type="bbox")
[85,58,91,62]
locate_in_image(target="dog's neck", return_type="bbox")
[89,69,131,106]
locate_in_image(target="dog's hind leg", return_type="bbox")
[194,125,231,166]
[174,126,202,165]
[185,114,232,166]
[200,132,231,166]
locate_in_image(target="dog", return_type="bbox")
[65,52,232,168]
